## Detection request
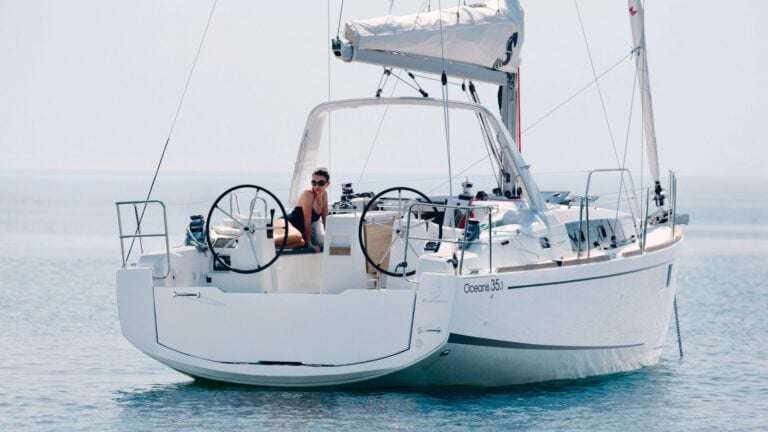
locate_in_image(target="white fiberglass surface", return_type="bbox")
[154,288,416,366]
[295,102,508,203]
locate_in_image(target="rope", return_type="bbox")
[611,65,641,238]
[356,71,402,186]
[639,93,645,226]
[521,51,632,134]
[336,0,345,37]
[437,0,455,207]
[388,70,426,95]
[463,84,496,175]
[328,0,333,176]
[427,153,490,196]
[463,81,503,188]
[572,2,643,243]
[407,71,429,97]
[409,71,464,86]
[574,0,621,168]
[411,0,431,30]
[126,0,219,260]
[674,296,684,359]
[149,0,219,197]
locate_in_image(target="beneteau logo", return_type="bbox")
[493,32,518,69]
[422,284,448,304]
[629,6,638,16]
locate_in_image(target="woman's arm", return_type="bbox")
[321,190,329,226]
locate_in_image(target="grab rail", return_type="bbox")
[639,170,679,252]
[576,168,640,258]
[115,200,171,279]
[402,202,497,278]
[669,170,677,238]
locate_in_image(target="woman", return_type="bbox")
[287,167,329,253]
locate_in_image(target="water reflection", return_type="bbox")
[113,367,675,431]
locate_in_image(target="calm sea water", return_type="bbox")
[0,171,766,431]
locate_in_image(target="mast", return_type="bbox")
[628,0,665,206]
[499,73,520,197]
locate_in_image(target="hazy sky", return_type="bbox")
[1,0,766,178]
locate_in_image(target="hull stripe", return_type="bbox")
[448,333,644,351]
[505,261,671,290]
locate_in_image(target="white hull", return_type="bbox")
[117,229,681,387]
[377,247,679,386]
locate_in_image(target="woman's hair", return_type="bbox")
[312,167,330,181]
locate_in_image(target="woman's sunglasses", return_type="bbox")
[311,180,327,187]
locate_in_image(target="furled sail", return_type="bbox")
[628,0,664,204]
[344,0,524,73]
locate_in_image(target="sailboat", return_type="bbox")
[115,0,686,387]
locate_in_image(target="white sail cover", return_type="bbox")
[345,0,524,73]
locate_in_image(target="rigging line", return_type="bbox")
[388,0,395,15]
[613,65,641,235]
[151,0,219,194]
[411,0,430,30]
[464,86,498,187]
[355,173,480,187]
[328,0,332,102]
[356,71,402,186]
[437,1,447,71]
[468,82,502,167]
[427,153,491,196]
[409,71,464,86]
[639,95,645,224]
[465,81,503,188]
[437,0,455,204]
[522,52,632,135]
[574,0,621,167]
[126,0,219,261]
[336,0,345,37]
[532,169,590,175]
[389,70,424,95]
[328,0,333,175]
[406,71,429,97]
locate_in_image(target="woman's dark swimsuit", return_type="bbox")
[287,206,320,240]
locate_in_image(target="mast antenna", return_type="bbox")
[126,0,219,259]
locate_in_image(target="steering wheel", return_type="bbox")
[205,184,288,274]
[358,186,443,277]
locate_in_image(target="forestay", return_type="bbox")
[344,0,524,73]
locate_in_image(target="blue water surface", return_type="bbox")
[0,171,766,431]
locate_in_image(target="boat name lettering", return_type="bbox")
[463,279,504,294]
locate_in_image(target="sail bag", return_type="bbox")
[344,0,524,73]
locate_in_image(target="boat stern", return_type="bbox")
[116,267,159,356]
